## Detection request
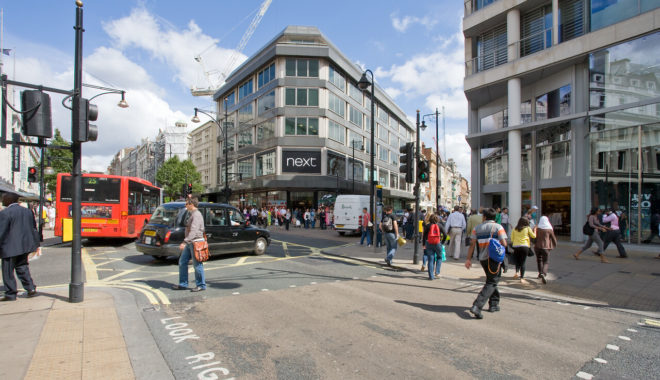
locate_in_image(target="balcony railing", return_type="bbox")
[465,44,508,76]
[464,0,499,17]
[514,28,553,59]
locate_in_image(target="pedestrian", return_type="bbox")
[524,206,538,229]
[601,209,627,258]
[421,212,432,272]
[310,208,316,229]
[304,209,311,229]
[465,208,508,319]
[573,207,610,263]
[445,206,466,260]
[402,209,410,239]
[422,213,443,280]
[359,207,372,247]
[0,192,39,301]
[510,217,536,284]
[172,197,206,292]
[534,215,557,284]
[495,207,502,224]
[500,207,509,236]
[643,211,660,244]
[319,208,326,230]
[379,205,399,266]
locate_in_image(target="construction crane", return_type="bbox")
[191,0,272,96]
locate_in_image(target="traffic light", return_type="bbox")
[187,183,193,195]
[417,159,430,183]
[399,142,415,183]
[21,90,53,138]
[72,97,98,142]
[28,166,38,183]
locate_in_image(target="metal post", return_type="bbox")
[435,108,440,212]
[637,125,642,244]
[69,2,84,303]
[38,138,45,241]
[369,72,375,252]
[413,110,421,265]
[352,141,355,193]
[224,98,229,203]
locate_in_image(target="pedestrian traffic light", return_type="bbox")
[417,159,430,183]
[27,166,38,183]
[187,183,193,195]
[72,97,98,142]
[21,90,53,138]
[399,142,415,183]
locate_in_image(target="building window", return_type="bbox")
[378,169,388,187]
[238,157,253,179]
[285,117,319,136]
[475,23,507,72]
[348,158,364,182]
[224,92,235,109]
[480,109,508,132]
[238,104,253,127]
[256,119,275,142]
[597,151,606,170]
[238,130,253,148]
[521,100,532,124]
[379,145,388,162]
[238,79,253,100]
[378,105,388,123]
[389,133,398,148]
[285,58,319,77]
[590,0,658,32]
[378,124,388,141]
[391,150,398,166]
[559,0,585,42]
[328,92,345,117]
[349,105,363,127]
[329,66,346,92]
[257,90,275,115]
[256,150,276,176]
[349,82,362,104]
[617,150,626,170]
[520,5,552,57]
[328,151,345,178]
[390,172,399,189]
[257,62,276,89]
[536,85,571,121]
[285,88,319,106]
[328,120,345,143]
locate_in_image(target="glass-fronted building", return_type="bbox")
[463,0,660,241]
[206,26,415,211]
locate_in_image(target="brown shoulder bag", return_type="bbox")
[193,234,210,262]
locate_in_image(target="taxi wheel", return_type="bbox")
[254,237,267,256]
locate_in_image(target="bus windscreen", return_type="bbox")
[60,176,121,203]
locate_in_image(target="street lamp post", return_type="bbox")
[192,98,230,202]
[412,110,426,265]
[422,107,445,212]
[358,69,376,251]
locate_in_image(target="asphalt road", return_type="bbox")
[23,229,660,379]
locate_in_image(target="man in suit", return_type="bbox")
[0,192,39,301]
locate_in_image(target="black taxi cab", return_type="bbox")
[136,202,270,260]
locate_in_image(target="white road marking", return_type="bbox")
[606,344,619,351]
[627,328,637,333]
[594,358,607,364]
[618,336,631,341]
[352,277,359,280]
[370,275,378,278]
[583,306,591,310]
[310,282,317,285]
[232,292,240,295]
[576,371,593,379]
[289,285,296,288]
[261,289,269,292]
[556,301,569,305]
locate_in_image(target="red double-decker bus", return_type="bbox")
[54,173,161,239]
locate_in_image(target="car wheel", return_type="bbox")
[253,237,268,255]
[152,255,169,262]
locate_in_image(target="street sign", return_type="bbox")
[11,133,20,172]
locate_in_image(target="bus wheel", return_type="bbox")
[253,237,267,256]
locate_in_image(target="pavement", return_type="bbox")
[1,227,659,380]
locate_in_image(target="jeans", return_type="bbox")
[603,230,627,257]
[405,223,414,239]
[473,259,502,310]
[178,244,205,289]
[513,246,531,278]
[384,232,397,263]
[425,243,442,279]
[311,220,316,228]
[360,226,372,245]
[305,220,310,229]
[2,253,36,299]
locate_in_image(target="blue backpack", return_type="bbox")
[488,225,506,263]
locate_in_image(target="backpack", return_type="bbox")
[382,215,393,232]
[488,225,506,263]
[582,221,594,235]
[428,223,440,245]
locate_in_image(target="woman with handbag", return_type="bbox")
[510,217,536,284]
[172,197,206,292]
[534,215,557,284]
[422,213,443,280]
[574,207,609,263]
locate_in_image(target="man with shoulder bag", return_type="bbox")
[465,208,508,319]
[380,206,399,266]
[172,197,206,292]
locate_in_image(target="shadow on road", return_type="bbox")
[394,300,474,319]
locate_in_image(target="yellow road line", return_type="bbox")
[102,268,141,282]
[282,242,290,257]
[644,319,660,327]
[88,283,159,305]
[94,258,123,267]
[103,281,170,305]
[81,247,98,282]
[235,256,248,265]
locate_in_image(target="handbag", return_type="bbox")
[193,235,210,262]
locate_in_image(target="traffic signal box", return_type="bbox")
[417,159,430,183]
[72,97,98,142]
[28,166,38,183]
[399,142,415,184]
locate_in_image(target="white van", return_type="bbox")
[333,195,370,235]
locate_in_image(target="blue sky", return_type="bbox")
[0,0,469,176]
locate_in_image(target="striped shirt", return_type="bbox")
[470,221,507,261]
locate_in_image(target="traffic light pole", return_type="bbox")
[413,110,421,265]
[69,2,84,303]
[38,138,45,241]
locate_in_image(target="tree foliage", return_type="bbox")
[155,157,203,199]
[37,129,73,194]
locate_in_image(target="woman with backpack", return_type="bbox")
[534,215,557,284]
[423,213,443,280]
[510,217,536,284]
[574,207,609,263]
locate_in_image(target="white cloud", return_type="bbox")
[384,87,402,99]
[103,7,245,91]
[391,13,438,33]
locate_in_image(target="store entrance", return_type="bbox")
[541,187,571,235]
